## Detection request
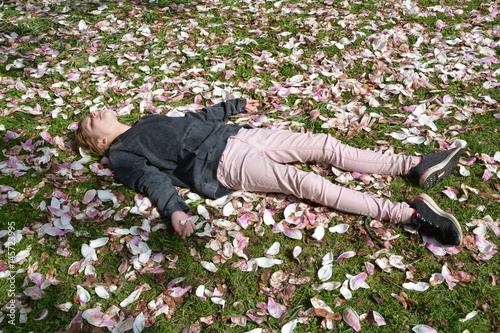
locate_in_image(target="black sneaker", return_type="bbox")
[409,193,463,246]
[407,148,462,190]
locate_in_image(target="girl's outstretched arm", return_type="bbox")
[186,98,248,122]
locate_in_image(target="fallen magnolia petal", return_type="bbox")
[318,264,333,282]
[89,237,109,249]
[442,265,454,291]
[255,257,283,268]
[373,311,386,326]
[95,285,110,299]
[82,309,116,328]
[196,285,206,300]
[133,312,145,332]
[337,251,356,264]
[265,242,280,257]
[81,244,98,261]
[340,280,352,300]
[329,223,349,234]
[201,261,218,273]
[82,189,96,204]
[349,272,368,290]
[120,288,142,307]
[24,286,43,300]
[426,242,447,256]
[459,310,478,323]
[281,319,298,333]
[283,226,302,240]
[459,166,470,177]
[76,285,90,305]
[34,308,48,321]
[54,302,73,312]
[268,297,282,319]
[343,307,361,332]
[321,252,334,266]
[311,225,325,240]
[211,297,225,307]
[402,282,430,292]
[313,281,341,291]
[365,262,375,275]
[412,324,437,333]
[263,209,275,225]
[293,246,302,259]
[169,286,192,298]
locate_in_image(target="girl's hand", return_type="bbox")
[244,99,259,113]
[171,211,195,238]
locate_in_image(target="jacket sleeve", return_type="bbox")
[185,98,247,122]
[110,150,189,219]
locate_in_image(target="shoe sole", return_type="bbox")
[419,148,462,190]
[418,193,463,246]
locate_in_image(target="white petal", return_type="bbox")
[263,209,275,225]
[77,285,90,303]
[89,237,109,248]
[95,285,110,299]
[322,252,334,265]
[223,202,234,216]
[255,257,283,268]
[318,264,333,281]
[412,324,437,333]
[459,311,478,323]
[197,205,210,219]
[329,224,349,234]
[265,242,280,257]
[201,261,218,272]
[403,282,429,291]
[311,226,325,240]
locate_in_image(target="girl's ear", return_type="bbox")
[97,138,109,149]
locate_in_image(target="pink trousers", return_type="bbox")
[217,128,420,224]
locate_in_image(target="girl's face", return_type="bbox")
[82,110,119,148]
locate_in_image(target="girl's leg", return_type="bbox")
[218,135,412,224]
[232,128,420,176]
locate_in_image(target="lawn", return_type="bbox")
[0,0,499,332]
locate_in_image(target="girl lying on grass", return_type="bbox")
[75,99,463,246]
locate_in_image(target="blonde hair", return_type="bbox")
[74,117,109,156]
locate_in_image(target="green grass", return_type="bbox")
[0,0,499,332]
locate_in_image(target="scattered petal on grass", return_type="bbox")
[318,264,333,281]
[365,262,375,275]
[255,257,283,268]
[311,225,325,240]
[403,282,430,292]
[349,272,368,290]
[343,307,361,332]
[337,251,356,264]
[268,297,282,319]
[412,324,437,333]
[265,242,280,257]
[201,261,218,273]
[459,311,478,322]
[373,311,386,326]
[329,224,349,234]
[82,309,115,328]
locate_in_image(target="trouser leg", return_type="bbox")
[218,134,412,224]
[232,128,419,175]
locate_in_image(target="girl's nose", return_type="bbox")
[91,111,98,118]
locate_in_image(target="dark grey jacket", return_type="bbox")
[108,99,249,218]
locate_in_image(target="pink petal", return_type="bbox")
[441,265,453,290]
[30,273,45,287]
[15,81,27,91]
[426,242,446,256]
[365,262,375,275]
[167,277,186,290]
[482,170,492,181]
[45,228,71,236]
[82,189,96,204]
[82,309,116,328]
[293,246,302,258]
[169,286,191,297]
[225,70,236,80]
[268,297,282,319]
[349,272,367,290]
[283,226,302,240]
[337,251,356,264]
[343,307,361,332]
[40,131,53,143]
